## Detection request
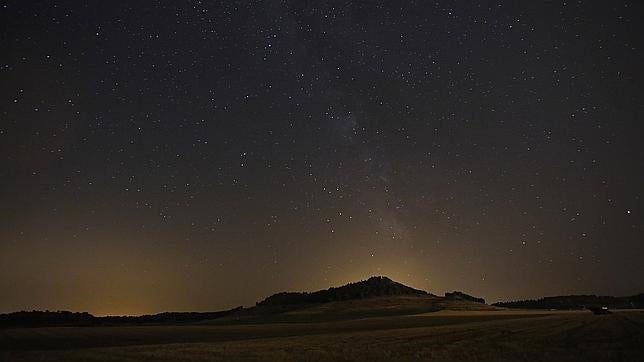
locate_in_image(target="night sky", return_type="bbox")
[1,1,643,316]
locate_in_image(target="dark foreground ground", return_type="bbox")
[1,310,643,361]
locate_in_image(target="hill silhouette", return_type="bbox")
[257,276,429,306]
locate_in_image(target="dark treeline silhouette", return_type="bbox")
[0,311,95,327]
[444,291,486,304]
[257,276,430,306]
[493,293,644,310]
[0,307,243,328]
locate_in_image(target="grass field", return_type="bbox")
[1,310,643,361]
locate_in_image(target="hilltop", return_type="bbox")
[210,276,490,324]
[257,276,430,306]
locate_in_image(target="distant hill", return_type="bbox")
[493,293,644,310]
[257,276,430,306]
[211,277,490,324]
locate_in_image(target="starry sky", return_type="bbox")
[1,1,643,316]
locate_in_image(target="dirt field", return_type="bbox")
[1,310,643,361]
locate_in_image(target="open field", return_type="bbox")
[1,310,643,361]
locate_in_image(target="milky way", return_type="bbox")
[1,1,643,315]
